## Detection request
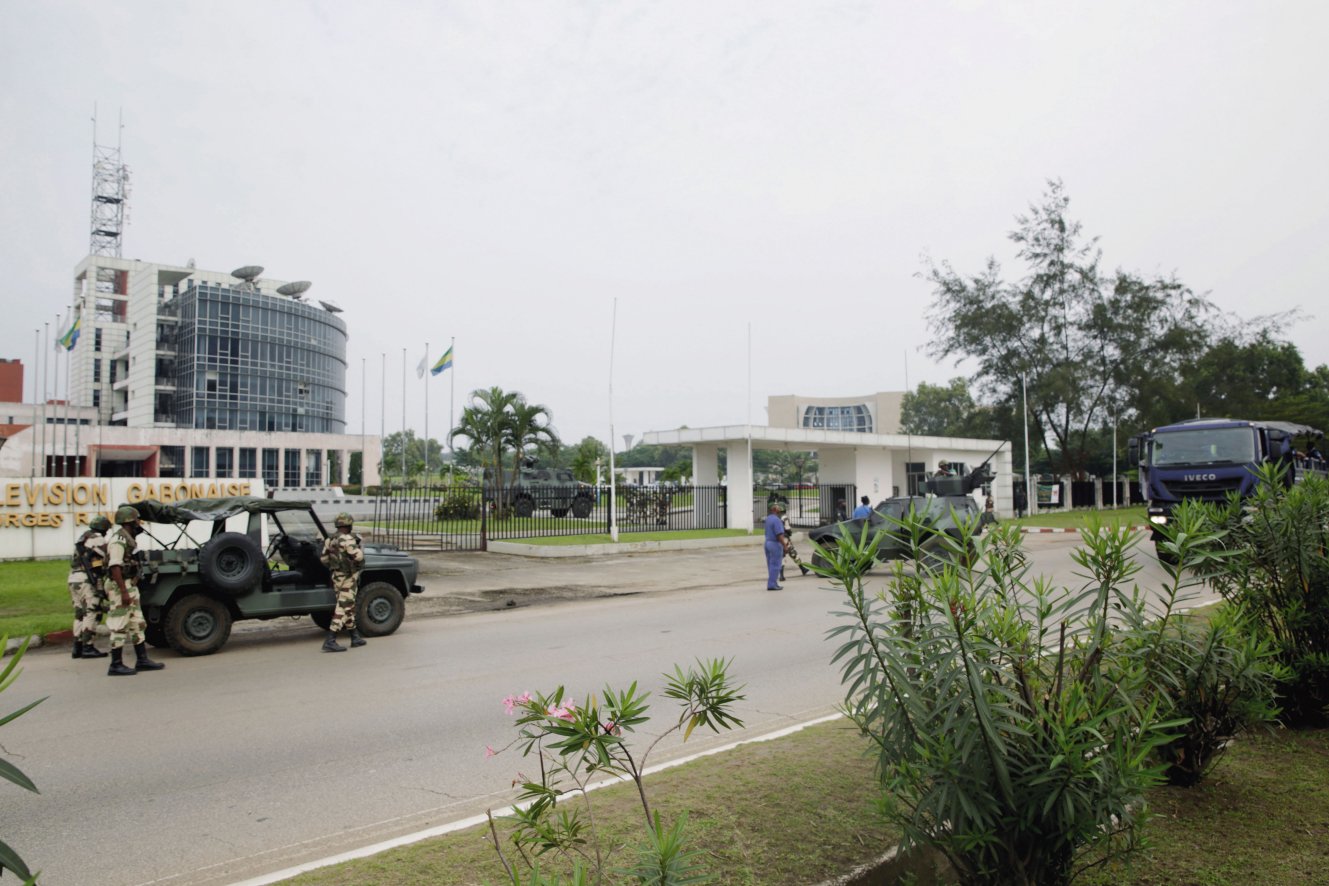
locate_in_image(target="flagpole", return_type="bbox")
[400,347,407,487]
[423,341,430,483]
[608,299,618,543]
[41,321,50,477]
[31,328,39,477]
[53,313,61,477]
[380,351,386,487]
[360,357,366,486]
[448,337,455,479]
[62,308,71,477]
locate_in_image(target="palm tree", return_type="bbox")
[451,386,519,504]
[506,398,559,484]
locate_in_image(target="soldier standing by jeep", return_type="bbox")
[69,515,112,660]
[104,506,165,676]
[320,513,366,653]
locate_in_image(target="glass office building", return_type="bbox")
[169,281,347,433]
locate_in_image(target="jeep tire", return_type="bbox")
[571,497,593,519]
[199,532,265,595]
[514,497,536,518]
[356,581,405,637]
[164,593,233,656]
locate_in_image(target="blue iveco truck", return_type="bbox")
[1131,418,1327,559]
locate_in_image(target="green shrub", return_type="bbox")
[434,492,480,521]
[1194,466,1329,726]
[1145,501,1287,785]
[488,660,743,885]
[817,518,1178,886]
[2,636,46,883]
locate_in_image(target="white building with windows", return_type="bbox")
[642,391,1009,529]
[0,256,380,487]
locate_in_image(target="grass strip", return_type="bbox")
[0,560,74,638]
[1005,504,1148,531]
[288,717,897,886]
[288,717,1329,885]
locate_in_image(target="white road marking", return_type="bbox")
[228,712,845,885]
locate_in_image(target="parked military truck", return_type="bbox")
[1130,418,1327,560]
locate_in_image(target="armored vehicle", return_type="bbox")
[485,466,596,518]
[128,496,423,656]
[808,449,1000,569]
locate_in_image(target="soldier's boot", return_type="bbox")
[107,648,137,676]
[80,639,107,658]
[799,563,811,576]
[322,631,346,653]
[72,640,83,659]
[349,629,367,648]
[134,642,165,671]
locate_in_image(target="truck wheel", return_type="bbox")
[356,582,404,637]
[571,497,593,519]
[310,611,332,630]
[550,508,569,518]
[514,497,535,518]
[164,593,233,656]
[199,532,264,595]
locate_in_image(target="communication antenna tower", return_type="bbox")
[90,107,131,257]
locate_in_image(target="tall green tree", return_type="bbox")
[451,386,521,499]
[924,179,1213,477]
[899,377,1003,439]
[449,387,560,502]
[509,399,559,470]
[568,436,610,483]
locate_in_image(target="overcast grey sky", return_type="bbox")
[3,2,1326,447]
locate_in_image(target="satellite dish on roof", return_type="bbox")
[231,265,264,281]
[276,280,312,297]
[318,299,344,313]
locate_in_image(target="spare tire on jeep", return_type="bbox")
[199,532,265,595]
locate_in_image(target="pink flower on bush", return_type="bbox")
[502,691,534,715]
[547,703,576,722]
[485,745,497,758]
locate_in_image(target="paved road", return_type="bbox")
[5,532,1192,885]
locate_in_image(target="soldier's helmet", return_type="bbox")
[114,505,140,525]
[334,512,354,528]
[938,460,951,471]
[89,514,112,533]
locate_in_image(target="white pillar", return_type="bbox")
[725,444,754,530]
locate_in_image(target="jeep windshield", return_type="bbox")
[1150,427,1257,467]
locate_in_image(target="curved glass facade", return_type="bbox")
[173,282,347,433]
[801,404,873,432]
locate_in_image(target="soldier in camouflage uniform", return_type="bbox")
[319,512,366,653]
[779,509,811,581]
[104,505,165,676]
[69,514,112,659]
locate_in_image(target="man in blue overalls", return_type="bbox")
[764,502,789,591]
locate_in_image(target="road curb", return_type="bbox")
[1019,525,1151,534]
[489,534,766,558]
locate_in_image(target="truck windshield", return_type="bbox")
[1151,427,1257,467]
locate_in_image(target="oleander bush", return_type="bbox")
[817,517,1180,886]
[1192,466,1329,727]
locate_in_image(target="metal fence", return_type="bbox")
[757,484,856,528]
[368,484,729,552]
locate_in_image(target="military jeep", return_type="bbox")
[128,496,423,656]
